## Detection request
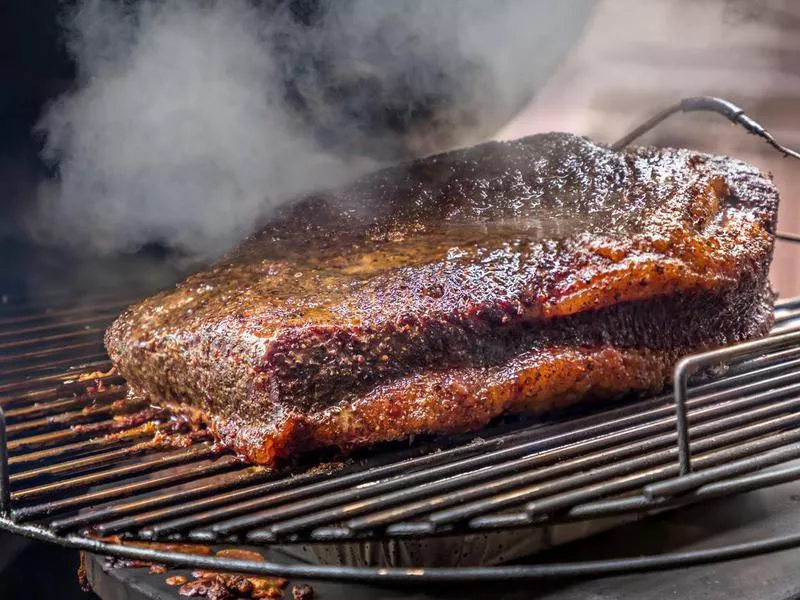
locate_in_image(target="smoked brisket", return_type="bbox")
[105,133,779,465]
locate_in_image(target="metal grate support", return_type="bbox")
[2,294,800,580]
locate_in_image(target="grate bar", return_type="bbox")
[772,318,800,334]
[2,388,124,421]
[330,399,800,536]
[516,425,800,522]
[7,416,155,454]
[212,433,651,538]
[0,327,106,353]
[692,460,800,499]
[5,393,133,436]
[521,433,800,519]
[422,408,800,530]
[0,360,111,396]
[643,442,800,499]
[567,459,800,523]
[0,314,117,340]
[11,440,161,484]
[465,429,800,531]
[11,443,218,502]
[138,473,334,539]
[49,467,272,534]
[690,349,800,393]
[550,460,800,524]
[0,340,105,365]
[562,494,658,521]
[775,297,800,309]
[0,358,111,389]
[311,435,671,538]
[0,298,135,326]
[7,424,168,468]
[14,456,241,521]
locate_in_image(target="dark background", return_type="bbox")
[0,0,72,234]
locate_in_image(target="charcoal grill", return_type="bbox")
[3,291,800,585]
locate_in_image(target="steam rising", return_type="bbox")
[34,0,593,262]
[37,0,363,262]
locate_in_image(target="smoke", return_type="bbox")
[33,0,593,263]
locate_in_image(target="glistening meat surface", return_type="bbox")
[105,132,779,466]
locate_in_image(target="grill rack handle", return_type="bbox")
[669,328,800,477]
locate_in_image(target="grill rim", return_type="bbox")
[6,515,800,583]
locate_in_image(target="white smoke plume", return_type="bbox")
[34,0,593,263]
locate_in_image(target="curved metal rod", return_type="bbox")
[611,96,800,159]
[612,96,800,244]
[3,516,800,582]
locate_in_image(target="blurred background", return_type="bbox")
[496,0,800,297]
[1,0,799,597]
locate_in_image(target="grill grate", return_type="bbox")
[3,294,800,581]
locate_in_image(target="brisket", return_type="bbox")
[105,132,779,465]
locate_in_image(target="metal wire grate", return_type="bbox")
[2,294,800,581]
